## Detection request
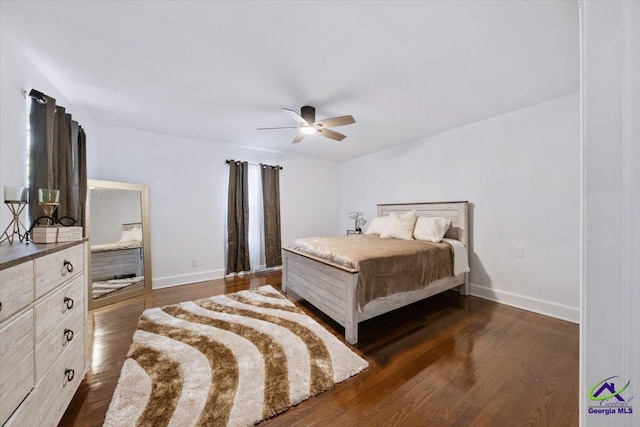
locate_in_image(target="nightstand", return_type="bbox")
[346,230,362,236]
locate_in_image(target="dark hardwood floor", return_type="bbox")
[60,272,578,426]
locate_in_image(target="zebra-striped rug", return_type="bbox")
[92,277,144,299]
[104,285,368,426]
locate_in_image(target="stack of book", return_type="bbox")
[31,226,83,244]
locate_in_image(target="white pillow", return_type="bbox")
[413,216,452,242]
[131,227,143,241]
[380,211,417,240]
[119,230,134,242]
[119,227,143,242]
[365,216,387,235]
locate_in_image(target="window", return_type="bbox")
[247,164,265,272]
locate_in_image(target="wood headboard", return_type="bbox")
[377,201,469,248]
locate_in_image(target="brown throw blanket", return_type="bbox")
[289,234,453,310]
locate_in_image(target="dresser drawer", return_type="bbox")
[0,261,34,322]
[34,328,85,426]
[34,274,84,344]
[35,304,84,380]
[0,309,34,426]
[2,385,38,427]
[35,244,84,299]
[2,384,40,427]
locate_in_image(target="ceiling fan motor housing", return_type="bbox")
[301,105,316,125]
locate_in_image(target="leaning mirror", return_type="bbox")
[87,180,152,309]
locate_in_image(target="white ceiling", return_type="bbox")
[1,1,579,162]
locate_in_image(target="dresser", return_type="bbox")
[0,240,88,426]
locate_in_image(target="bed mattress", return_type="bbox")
[91,239,142,253]
[289,234,454,309]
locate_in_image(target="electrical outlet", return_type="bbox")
[191,259,198,267]
[516,248,524,258]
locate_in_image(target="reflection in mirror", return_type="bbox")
[87,180,151,309]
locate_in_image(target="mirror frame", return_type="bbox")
[87,179,152,310]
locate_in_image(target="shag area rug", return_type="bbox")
[104,285,368,426]
[92,276,144,299]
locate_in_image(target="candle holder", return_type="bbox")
[38,189,60,226]
[38,203,59,224]
[0,186,29,244]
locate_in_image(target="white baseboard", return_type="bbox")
[152,266,283,290]
[470,283,579,324]
[153,269,226,289]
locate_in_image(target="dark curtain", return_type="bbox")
[77,127,88,228]
[227,161,251,274]
[29,95,87,229]
[261,164,282,267]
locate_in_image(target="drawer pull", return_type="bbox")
[0,301,2,312]
[64,297,75,310]
[63,260,74,274]
[65,368,75,383]
[64,328,75,342]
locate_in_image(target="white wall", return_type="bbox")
[1,27,340,289]
[341,93,580,322]
[581,1,639,425]
[85,123,341,288]
[0,28,79,227]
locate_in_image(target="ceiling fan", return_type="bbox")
[257,106,356,144]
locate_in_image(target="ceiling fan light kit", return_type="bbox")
[258,105,355,144]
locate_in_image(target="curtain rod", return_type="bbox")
[27,89,48,104]
[225,159,283,170]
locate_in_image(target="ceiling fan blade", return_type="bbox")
[282,108,309,126]
[292,132,305,144]
[256,126,299,130]
[314,115,356,128]
[317,128,346,141]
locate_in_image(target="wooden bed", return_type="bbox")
[282,201,469,344]
[91,223,144,282]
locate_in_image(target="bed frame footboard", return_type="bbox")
[283,248,359,342]
[283,248,466,345]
